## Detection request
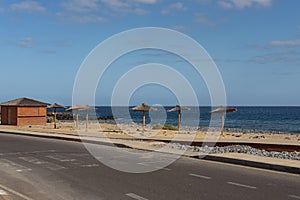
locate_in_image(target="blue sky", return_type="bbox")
[0,0,300,106]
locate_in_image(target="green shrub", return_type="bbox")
[152,124,163,129]
[152,124,178,131]
[162,124,178,131]
[47,116,54,123]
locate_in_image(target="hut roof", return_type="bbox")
[210,106,237,114]
[66,105,92,111]
[47,103,65,109]
[0,97,49,107]
[167,105,190,112]
[131,103,157,112]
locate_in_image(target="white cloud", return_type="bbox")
[62,0,99,13]
[250,50,300,64]
[161,2,187,15]
[172,25,190,32]
[134,0,157,4]
[196,0,211,4]
[70,15,107,23]
[269,40,300,46]
[17,37,34,48]
[99,0,154,15]
[101,0,129,8]
[56,12,107,24]
[218,1,233,9]
[218,0,272,9]
[195,13,215,27]
[10,1,46,13]
[61,0,156,19]
[133,8,149,15]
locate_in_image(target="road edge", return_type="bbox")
[0,129,299,175]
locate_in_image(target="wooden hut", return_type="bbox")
[0,97,48,126]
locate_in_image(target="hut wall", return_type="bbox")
[17,107,46,126]
[1,106,17,125]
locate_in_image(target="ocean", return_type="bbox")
[53,106,300,134]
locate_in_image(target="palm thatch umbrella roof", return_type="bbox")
[66,105,93,129]
[47,103,65,129]
[210,106,237,136]
[210,106,237,114]
[167,105,190,112]
[167,105,190,130]
[131,103,157,112]
[131,103,157,130]
[66,105,92,111]
[47,103,65,109]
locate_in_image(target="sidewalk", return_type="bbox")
[0,128,299,175]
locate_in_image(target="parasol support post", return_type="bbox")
[178,110,181,130]
[54,108,57,129]
[76,110,79,129]
[221,113,225,136]
[86,110,89,131]
[142,111,146,130]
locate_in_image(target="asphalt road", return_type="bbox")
[0,132,299,200]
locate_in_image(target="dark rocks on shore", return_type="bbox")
[97,116,116,121]
[47,112,73,120]
[47,112,116,122]
[168,143,300,161]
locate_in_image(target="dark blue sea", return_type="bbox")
[53,107,300,134]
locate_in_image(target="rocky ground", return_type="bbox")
[166,143,300,161]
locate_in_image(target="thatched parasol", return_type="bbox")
[167,105,190,130]
[47,103,65,129]
[210,106,237,136]
[131,103,157,130]
[66,105,92,130]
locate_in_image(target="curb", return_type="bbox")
[0,130,299,175]
[0,130,131,149]
[196,155,300,175]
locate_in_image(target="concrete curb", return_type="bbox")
[0,130,132,149]
[0,130,299,175]
[196,155,300,175]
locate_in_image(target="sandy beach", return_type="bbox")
[1,121,299,145]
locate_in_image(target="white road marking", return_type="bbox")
[0,159,32,172]
[0,184,34,200]
[125,193,148,200]
[137,162,149,166]
[0,189,8,195]
[137,163,171,171]
[289,195,300,199]
[0,150,57,156]
[155,167,171,171]
[46,155,76,162]
[19,157,65,170]
[189,173,212,180]
[80,164,100,168]
[227,181,257,189]
[19,157,47,165]
[140,155,153,159]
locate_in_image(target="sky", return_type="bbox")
[0,0,300,106]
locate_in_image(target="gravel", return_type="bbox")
[167,143,300,161]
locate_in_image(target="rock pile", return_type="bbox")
[168,143,300,161]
